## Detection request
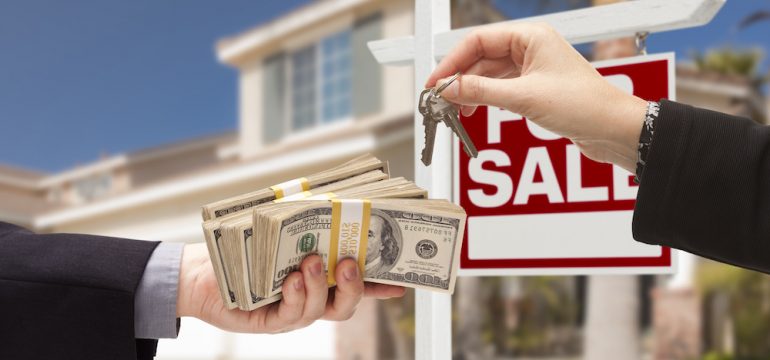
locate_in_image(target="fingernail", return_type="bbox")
[344,266,359,281]
[294,277,303,291]
[311,261,323,277]
[438,76,459,98]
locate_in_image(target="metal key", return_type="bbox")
[419,72,479,166]
[428,73,478,159]
[428,93,478,158]
[419,88,440,166]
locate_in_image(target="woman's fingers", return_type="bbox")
[452,57,519,116]
[426,22,558,117]
[426,22,541,87]
[323,258,364,321]
[464,57,519,79]
[437,74,527,112]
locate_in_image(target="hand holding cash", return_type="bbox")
[199,154,467,313]
[176,243,404,334]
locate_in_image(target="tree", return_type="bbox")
[692,49,763,78]
[697,261,770,358]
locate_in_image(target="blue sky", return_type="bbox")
[1,0,768,172]
[0,0,309,172]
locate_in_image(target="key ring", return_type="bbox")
[635,31,649,56]
[418,88,433,116]
[434,72,460,96]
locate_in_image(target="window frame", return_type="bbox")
[289,44,318,132]
[72,172,113,203]
[320,29,352,124]
[283,25,354,138]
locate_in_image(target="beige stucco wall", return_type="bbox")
[678,86,738,116]
[129,147,223,188]
[238,61,263,154]
[380,0,415,119]
[0,182,39,199]
[50,135,414,242]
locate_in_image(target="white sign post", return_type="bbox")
[412,1,453,360]
[368,1,725,359]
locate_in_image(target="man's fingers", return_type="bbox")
[263,272,306,332]
[323,258,364,321]
[298,255,329,324]
[364,283,406,299]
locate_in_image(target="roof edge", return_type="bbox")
[216,0,370,65]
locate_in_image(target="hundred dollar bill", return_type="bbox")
[254,199,466,299]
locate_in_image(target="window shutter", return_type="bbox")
[352,13,383,117]
[262,52,286,144]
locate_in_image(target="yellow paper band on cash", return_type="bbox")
[273,191,337,203]
[306,192,337,200]
[270,177,310,199]
[328,199,371,285]
[273,191,313,203]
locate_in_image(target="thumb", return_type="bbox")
[437,74,521,111]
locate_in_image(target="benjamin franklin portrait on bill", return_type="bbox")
[365,209,402,277]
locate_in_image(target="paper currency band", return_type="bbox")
[273,191,337,203]
[273,191,313,203]
[307,192,337,200]
[328,199,371,285]
[270,177,310,199]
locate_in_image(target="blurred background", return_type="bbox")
[1,0,769,359]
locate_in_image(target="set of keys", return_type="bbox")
[419,72,478,166]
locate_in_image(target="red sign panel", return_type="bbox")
[456,53,675,275]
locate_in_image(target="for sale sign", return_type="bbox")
[455,53,676,276]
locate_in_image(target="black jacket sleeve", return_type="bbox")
[0,222,160,360]
[633,99,770,273]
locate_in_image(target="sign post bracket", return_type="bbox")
[369,0,725,66]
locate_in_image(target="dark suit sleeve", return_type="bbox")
[633,99,770,273]
[0,222,160,360]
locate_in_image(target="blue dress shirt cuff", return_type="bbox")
[134,242,184,339]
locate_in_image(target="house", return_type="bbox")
[0,1,498,359]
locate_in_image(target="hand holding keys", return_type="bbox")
[419,73,478,166]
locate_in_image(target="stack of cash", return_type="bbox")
[202,154,389,220]
[202,154,467,311]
